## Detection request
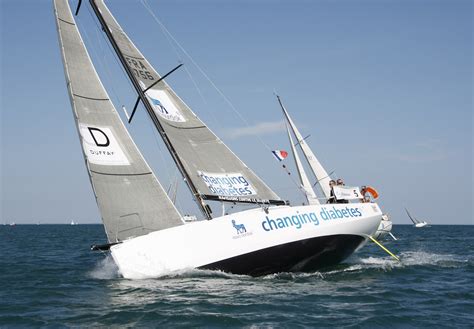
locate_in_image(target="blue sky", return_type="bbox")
[1,0,472,224]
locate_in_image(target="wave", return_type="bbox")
[86,250,470,281]
[397,250,470,268]
[337,250,470,273]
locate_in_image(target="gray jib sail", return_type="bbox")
[92,0,283,205]
[54,0,183,243]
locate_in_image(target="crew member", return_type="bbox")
[336,178,349,203]
[327,179,336,204]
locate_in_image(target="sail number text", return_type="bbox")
[125,56,154,80]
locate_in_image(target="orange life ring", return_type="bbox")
[365,186,379,199]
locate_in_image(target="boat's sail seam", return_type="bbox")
[90,170,153,177]
[120,53,145,61]
[73,93,110,101]
[162,124,207,130]
[58,17,75,25]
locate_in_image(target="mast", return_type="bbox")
[89,0,212,220]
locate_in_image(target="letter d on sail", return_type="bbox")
[79,124,130,166]
[87,127,110,147]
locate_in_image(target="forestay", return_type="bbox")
[54,0,183,242]
[92,0,283,206]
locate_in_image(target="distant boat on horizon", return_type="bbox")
[405,208,429,228]
[70,220,77,226]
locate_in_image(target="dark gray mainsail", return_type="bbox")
[54,0,183,242]
[89,0,284,213]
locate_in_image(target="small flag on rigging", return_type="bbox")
[272,150,288,162]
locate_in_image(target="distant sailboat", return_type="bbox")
[70,220,77,226]
[54,0,383,279]
[405,208,429,228]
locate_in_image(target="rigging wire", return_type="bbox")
[84,5,136,94]
[138,0,309,203]
[138,0,275,153]
[140,0,312,202]
[139,0,222,131]
[145,115,185,213]
[78,8,125,109]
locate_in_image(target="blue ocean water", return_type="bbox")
[0,225,472,328]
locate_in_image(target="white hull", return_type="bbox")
[111,203,383,279]
[415,222,428,228]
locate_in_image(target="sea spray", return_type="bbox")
[88,255,120,280]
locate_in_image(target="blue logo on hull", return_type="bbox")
[232,220,247,234]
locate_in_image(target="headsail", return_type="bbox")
[89,0,284,216]
[54,0,183,242]
[285,124,319,205]
[277,96,332,200]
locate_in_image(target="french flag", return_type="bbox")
[272,150,288,162]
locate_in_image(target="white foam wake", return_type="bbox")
[341,250,468,273]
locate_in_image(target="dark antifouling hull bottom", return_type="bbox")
[200,234,365,276]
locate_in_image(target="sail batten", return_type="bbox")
[54,0,183,242]
[90,0,283,209]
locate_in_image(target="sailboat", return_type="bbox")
[405,208,429,228]
[53,0,383,279]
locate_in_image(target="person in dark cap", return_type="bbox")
[327,179,336,203]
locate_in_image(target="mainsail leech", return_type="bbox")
[89,0,284,216]
[54,0,183,242]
